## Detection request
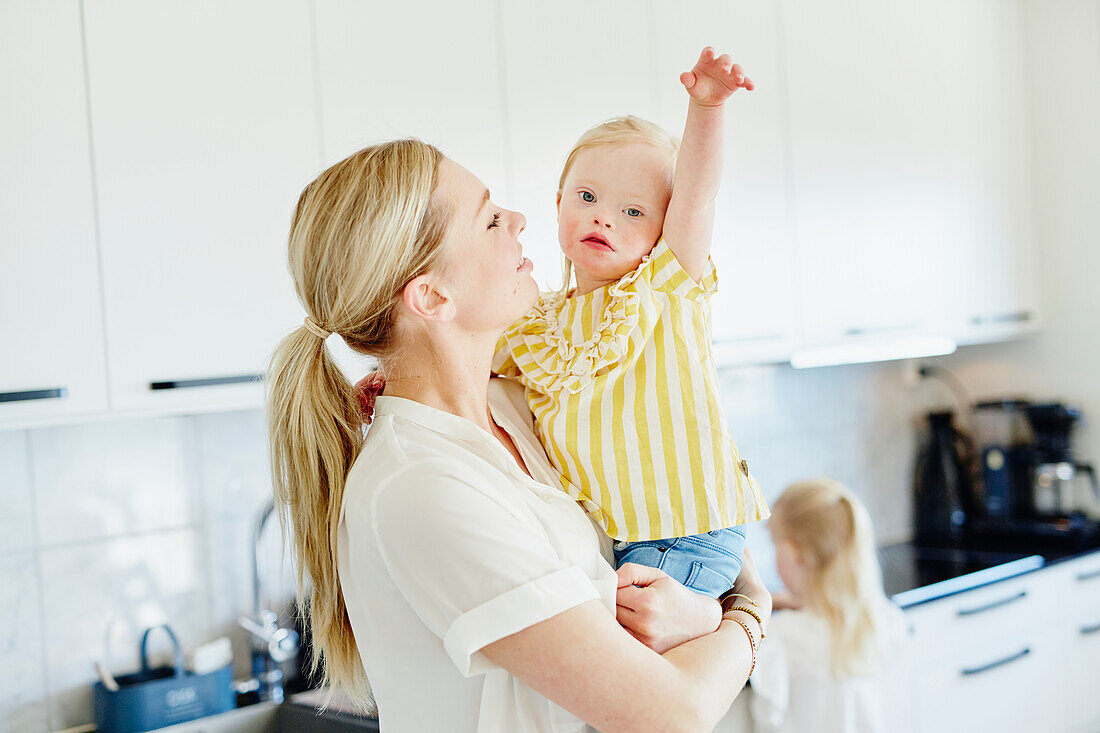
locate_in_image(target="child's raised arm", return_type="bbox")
[663,47,753,282]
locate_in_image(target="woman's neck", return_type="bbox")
[381,332,497,433]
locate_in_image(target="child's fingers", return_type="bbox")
[731,63,745,83]
[679,70,696,89]
[743,77,755,91]
[715,53,734,73]
[700,46,715,62]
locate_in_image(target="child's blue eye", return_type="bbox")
[488,212,501,229]
[625,208,642,217]
[580,191,595,203]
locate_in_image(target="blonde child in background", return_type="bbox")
[493,47,770,600]
[749,479,910,733]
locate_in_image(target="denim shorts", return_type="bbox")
[613,525,747,598]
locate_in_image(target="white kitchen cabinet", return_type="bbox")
[934,0,1040,346]
[782,0,1039,360]
[82,0,318,413]
[1060,553,1100,733]
[496,1,660,293]
[0,0,109,427]
[650,1,796,366]
[311,0,510,381]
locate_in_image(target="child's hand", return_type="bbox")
[679,46,754,108]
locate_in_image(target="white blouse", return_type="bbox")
[748,603,911,733]
[337,377,618,733]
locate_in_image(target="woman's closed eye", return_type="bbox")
[488,211,501,229]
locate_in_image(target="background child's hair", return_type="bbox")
[555,116,679,294]
[769,478,894,678]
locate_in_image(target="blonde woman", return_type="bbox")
[749,479,910,733]
[265,139,771,733]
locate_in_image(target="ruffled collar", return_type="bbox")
[500,250,658,394]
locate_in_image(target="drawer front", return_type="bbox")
[905,571,1052,666]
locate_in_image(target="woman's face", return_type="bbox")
[433,158,537,333]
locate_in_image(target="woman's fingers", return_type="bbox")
[616,562,668,590]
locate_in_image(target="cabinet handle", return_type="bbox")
[844,323,917,337]
[149,374,261,391]
[970,310,1033,326]
[1076,567,1100,583]
[0,387,67,403]
[956,590,1028,617]
[960,647,1030,676]
[1081,623,1100,636]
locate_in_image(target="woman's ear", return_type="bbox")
[401,274,456,323]
[555,190,562,213]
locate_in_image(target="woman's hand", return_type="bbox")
[680,46,754,108]
[615,563,722,654]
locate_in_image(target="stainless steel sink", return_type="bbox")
[157,698,379,733]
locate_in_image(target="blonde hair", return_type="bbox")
[769,478,893,678]
[265,139,449,705]
[556,115,679,293]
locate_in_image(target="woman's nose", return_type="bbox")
[509,208,526,235]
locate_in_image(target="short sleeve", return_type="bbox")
[748,627,789,733]
[363,460,601,677]
[644,239,718,301]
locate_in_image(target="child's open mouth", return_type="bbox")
[581,234,612,251]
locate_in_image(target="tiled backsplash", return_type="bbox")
[0,360,926,732]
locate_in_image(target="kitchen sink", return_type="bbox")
[157,697,379,733]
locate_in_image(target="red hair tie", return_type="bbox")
[354,371,386,425]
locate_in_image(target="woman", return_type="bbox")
[266,139,770,733]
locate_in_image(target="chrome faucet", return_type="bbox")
[235,498,300,704]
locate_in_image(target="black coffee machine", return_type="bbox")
[1023,403,1100,520]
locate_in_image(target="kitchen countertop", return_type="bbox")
[879,519,1100,609]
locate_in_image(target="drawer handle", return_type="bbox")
[1081,623,1100,636]
[844,323,917,337]
[149,374,261,391]
[1076,567,1100,583]
[956,590,1028,617]
[961,647,1030,676]
[970,310,1033,326]
[0,387,67,403]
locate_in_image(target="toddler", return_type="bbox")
[493,47,769,597]
[749,479,910,733]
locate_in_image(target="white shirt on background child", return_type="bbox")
[748,601,911,733]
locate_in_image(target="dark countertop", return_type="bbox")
[879,518,1100,609]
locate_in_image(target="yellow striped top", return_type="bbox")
[493,240,770,542]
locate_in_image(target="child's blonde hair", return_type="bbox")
[556,115,679,293]
[769,478,893,678]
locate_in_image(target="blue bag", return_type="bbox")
[93,625,234,732]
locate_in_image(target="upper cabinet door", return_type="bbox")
[937,0,1039,345]
[84,0,319,413]
[651,1,795,365]
[312,0,509,381]
[0,0,108,427]
[496,1,659,293]
[783,0,959,347]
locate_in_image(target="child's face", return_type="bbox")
[772,533,810,597]
[557,144,672,287]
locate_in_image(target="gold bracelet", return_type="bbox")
[729,605,766,639]
[718,590,759,609]
[726,616,758,677]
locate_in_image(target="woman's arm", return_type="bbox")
[482,555,770,733]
